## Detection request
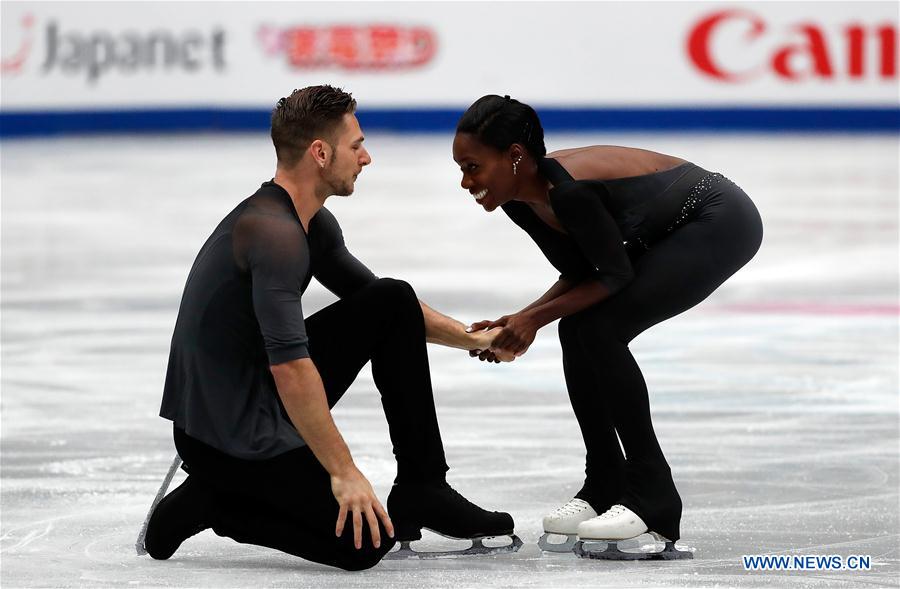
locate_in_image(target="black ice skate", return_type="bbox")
[137,455,212,559]
[384,480,522,559]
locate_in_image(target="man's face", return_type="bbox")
[323,113,371,197]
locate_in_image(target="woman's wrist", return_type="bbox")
[521,308,550,330]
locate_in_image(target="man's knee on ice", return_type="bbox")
[334,536,396,571]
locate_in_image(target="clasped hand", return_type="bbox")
[466,313,538,362]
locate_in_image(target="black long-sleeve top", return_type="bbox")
[501,158,707,294]
[159,181,376,459]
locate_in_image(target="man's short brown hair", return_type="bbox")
[271,85,357,167]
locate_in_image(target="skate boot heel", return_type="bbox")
[649,532,694,560]
[393,521,423,543]
[385,522,423,560]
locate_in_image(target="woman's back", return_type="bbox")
[548,145,687,182]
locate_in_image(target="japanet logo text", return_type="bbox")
[1,15,227,83]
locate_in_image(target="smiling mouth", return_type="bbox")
[472,189,488,201]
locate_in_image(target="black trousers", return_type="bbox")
[566,177,763,541]
[174,277,449,570]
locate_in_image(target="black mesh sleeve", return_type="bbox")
[311,208,377,298]
[235,211,311,365]
[549,182,635,295]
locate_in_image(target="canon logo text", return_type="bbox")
[688,9,897,82]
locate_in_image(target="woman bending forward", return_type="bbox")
[453,95,763,556]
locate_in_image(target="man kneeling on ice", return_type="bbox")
[142,85,520,570]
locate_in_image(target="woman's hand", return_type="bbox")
[466,318,516,363]
[482,312,539,358]
[467,316,511,333]
[466,326,516,363]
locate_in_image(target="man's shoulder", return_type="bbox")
[247,181,291,206]
[311,205,341,233]
[241,182,301,224]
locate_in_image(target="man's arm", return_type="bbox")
[311,208,379,299]
[312,210,493,353]
[270,358,393,549]
[419,300,496,351]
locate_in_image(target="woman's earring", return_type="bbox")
[513,155,523,175]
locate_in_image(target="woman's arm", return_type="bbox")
[522,279,611,330]
[520,277,577,313]
[468,277,575,332]
[465,278,576,363]
[488,279,612,356]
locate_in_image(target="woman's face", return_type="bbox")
[452,132,517,212]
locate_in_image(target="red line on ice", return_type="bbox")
[716,302,900,316]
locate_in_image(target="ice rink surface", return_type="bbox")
[2,132,898,588]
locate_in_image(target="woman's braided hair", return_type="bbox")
[456,95,546,158]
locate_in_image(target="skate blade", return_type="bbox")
[574,539,694,561]
[384,533,523,560]
[537,533,578,553]
[135,454,183,556]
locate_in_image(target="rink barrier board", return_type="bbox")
[1,107,898,137]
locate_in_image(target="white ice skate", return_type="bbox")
[537,498,597,553]
[574,504,693,560]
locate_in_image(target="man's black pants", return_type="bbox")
[175,277,449,570]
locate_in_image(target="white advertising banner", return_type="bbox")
[2,1,898,111]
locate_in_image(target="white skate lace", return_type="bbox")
[597,504,628,520]
[550,498,592,518]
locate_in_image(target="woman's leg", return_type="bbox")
[566,182,763,541]
[558,316,625,513]
[562,307,681,539]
